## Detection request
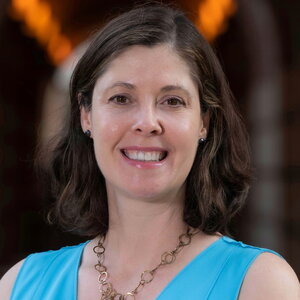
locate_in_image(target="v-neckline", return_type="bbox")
[75,237,224,300]
[155,236,224,299]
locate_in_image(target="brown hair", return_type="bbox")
[42,4,252,237]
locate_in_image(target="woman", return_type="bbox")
[0,4,299,300]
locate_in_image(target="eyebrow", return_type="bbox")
[107,82,192,98]
[107,81,135,90]
[160,85,192,99]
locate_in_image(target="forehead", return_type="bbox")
[93,44,198,94]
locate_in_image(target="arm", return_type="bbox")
[238,252,300,300]
[0,259,25,300]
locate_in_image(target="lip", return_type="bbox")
[120,146,168,169]
[121,146,168,152]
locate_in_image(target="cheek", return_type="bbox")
[167,114,201,165]
[110,124,120,133]
[90,112,128,170]
[166,112,201,139]
[91,110,123,142]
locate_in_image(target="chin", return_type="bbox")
[125,189,166,201]
[122,183,183,202]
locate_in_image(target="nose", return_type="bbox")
[131,104,163,136]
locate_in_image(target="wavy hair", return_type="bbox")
[40,3,252,237]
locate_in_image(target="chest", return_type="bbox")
[77,263,185,300]
[10,238,262,300]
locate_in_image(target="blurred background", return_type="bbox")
[0,0,299,277]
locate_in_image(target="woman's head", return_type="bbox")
[80,44,206,203]
[45,4,251,236]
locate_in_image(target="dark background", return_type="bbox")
[0,0,299,277]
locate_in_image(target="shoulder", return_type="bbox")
[0,259,25,300]
[239,252,300,300]
[0,242,88,300]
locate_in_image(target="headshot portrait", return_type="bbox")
[0,1,299,299]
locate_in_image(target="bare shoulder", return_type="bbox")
[0,259,25,300]
[239,252,300,300]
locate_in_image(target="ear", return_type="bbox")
[199,111,210,139]
[79,95,92,136]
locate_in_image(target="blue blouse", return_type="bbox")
[10,237,281,300]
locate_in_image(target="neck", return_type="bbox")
[102,189,187,271]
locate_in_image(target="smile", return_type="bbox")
[121,149,168,162]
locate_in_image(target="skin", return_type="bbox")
[0,44,299,300]
[84,44,206,203]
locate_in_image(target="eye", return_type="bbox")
[109,95,130,105]
[163,97,185,107]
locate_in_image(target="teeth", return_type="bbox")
[145,152,152,161]
[138,151,144,161]
[123,150,166,162]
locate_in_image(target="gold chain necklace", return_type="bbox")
[93,227,198,300]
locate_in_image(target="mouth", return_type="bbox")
[121,149,168,162]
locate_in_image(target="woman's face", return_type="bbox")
[81,44,208,201]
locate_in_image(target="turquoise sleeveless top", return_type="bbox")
[10,237,281,300]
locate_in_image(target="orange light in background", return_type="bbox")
[197,0,237,42]
[9,0,72,65]
[8,0,236,64]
